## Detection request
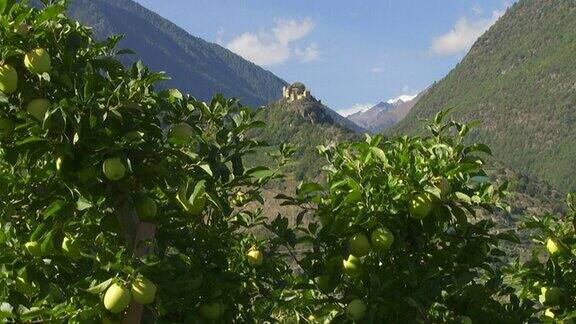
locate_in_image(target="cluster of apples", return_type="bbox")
[0,47,53,133]
[103,276,157,314]
[23,235,82,259]
[539,237,568,319]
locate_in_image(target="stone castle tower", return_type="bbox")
[282,82,311,101]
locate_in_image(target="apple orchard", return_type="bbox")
[1,1,576,323]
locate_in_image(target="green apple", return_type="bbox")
[61,236,81,259]
[17,23,30,35]
[345,299,367,321]
[27,98,50,121]
[433,176,452,199]
[546,238,561,255]
[342,254,361,277]
[198,302,224,320]
[247,248,263,267]
[349,233,371,257]
[24,241,43,257]
[131,276,157,305]
[102,158,126,181]
[169,122,193,142]
[0,64,18,94]
[24,48,52,74]
[103,283,131,314]
[371,227,394,251]
[409,193,432,219]
[539,286,562,305]
[136,196,157,221]
[314,275,333,293]
[0,118,15,137]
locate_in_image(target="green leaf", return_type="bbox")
[87,278,113,295]
[42,200,64,219]
[76,197,92,211]
[370,147,389,165]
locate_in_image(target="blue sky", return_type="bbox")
[134,0,513,116]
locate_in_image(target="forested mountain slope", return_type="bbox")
[391,0,576,193]
[67,0,287,107]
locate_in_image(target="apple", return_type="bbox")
[349,233,371,257]
[27,98,50,121]
[371,227,394,251]
[342,254,361,277]
[0,118,15,137]
[546,238,561,255]
[61,236,81,259]
[544,308,555,319]
[168,122,193,142]
[539,286,562,305]
[102,158,126,181]
[345,299,367,321]
[136,196,157,221]
[247,248,263,267]
[131,276,157,305]
[461,316,473,324]
[314,275,333,292]
[0,64,18,94]
[24,241,43,258]
[433,176,452,199]
[17,23,30,35]
[103,283,132,314]
[409,193,432,219]
[198,302,224,320]
[24,48,52,74]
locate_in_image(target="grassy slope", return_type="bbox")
[391,0,576,193]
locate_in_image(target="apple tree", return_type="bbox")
[273,112,532,322]
[506,193,576,322]
[0,1,292,322]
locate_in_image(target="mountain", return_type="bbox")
[250,96,359,181]
[390,0,576,193]
[348,93,421,133]
[66,0,287,107]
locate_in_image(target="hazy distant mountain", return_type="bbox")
[390,0,576,193]
[67,0,287,107]
[348,93,421,133]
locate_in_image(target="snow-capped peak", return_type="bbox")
[386,94,417,104]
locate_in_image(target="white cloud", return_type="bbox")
[338,103,374,117]
[216,28,224,45]
[430,9,504,56]
[226,18,319,66]
[295,42,320,62]
[371,67,384,74]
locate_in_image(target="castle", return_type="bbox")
[282,82,311,101]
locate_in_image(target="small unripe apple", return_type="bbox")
[27,98,50,121]
[131,276,157,305]
[349,233,371,257]
[345,299,367,321]
[546,238,561,255]
[61,236,81,259]
[17,23,30,35]
[0,118,15,137]
[136,196,157,221]
[0,64,18,94]
[247,248,263,267]
[24,48,52,74]
[371,227,394,251]
[103,283,131,314]
[168,122,193,142]
[102,158,126,181]
[24,241,43,257]
[409,193,432,219]
[433,176,452,199]
[539,286,563,305]
[342,254,361,277]
[198,302,224,320]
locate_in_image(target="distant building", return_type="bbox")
[282,82,311,101]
